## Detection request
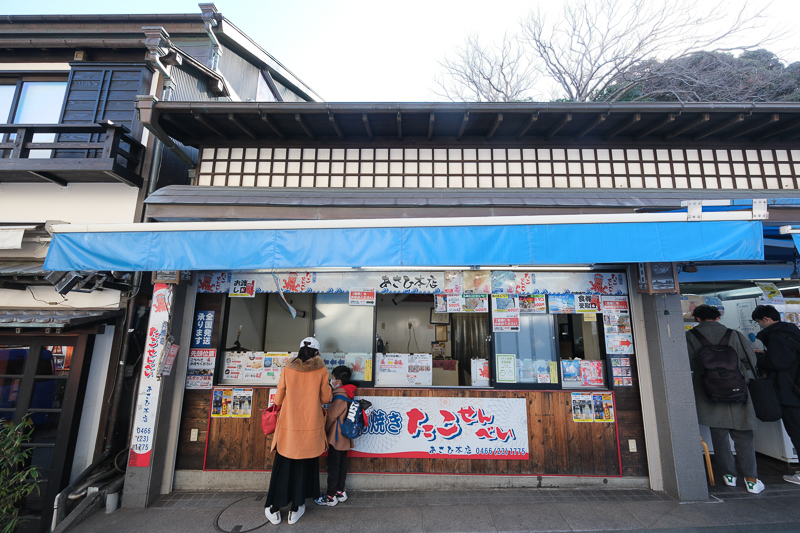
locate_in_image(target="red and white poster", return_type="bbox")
[600,296,629,314]
[349,288,376,306]
[350,396,529,460]
[186,348,216,390]
[491,294,520,332]
[129,283,173,468]
[229,275,256,297]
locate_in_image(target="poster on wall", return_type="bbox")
[186,348,217,390]
[600,296,629,315]
[519,294,547,314]
[756,282,785,305]
[321,352,372,382]
[593,393,615,422]
[463,271,492,294]
[576,294,600,313]
[434,294,448,313]
[350,396,529,460]
[548,294,576,313]
[444,270,463,294]
[211,388,233,417]
[580,360,604,387]
[496,353,517,383]
[492,294,520,332]
[561,360,580,383]
[603,314,631,335]
[231,388,253,418]
[491,271,517,294]
[571,392,594,422]
[129,283,173,468]
[375,353,432,386]
[349,288,376,306]
[229,275,257,297]
[192,311,215,348]
[605,334,634,355]
[462,294,488,312]
[219,352,291,386]
[447,295,464,313]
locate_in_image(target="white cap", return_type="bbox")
[299,337,320,351]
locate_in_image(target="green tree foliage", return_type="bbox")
[0,417,41,533]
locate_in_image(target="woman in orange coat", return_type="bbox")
[264,337,331,525]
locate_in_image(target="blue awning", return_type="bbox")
[793,234,800,254]
[43,220,764,271]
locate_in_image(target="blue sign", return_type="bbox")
[193,311,215,348]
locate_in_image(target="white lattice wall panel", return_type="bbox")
[196,147,800,190]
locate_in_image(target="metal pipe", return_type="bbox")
[49,208,767,234]
[199,4,222,72]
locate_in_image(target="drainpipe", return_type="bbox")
[199,4,222,73]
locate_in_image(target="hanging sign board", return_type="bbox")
[349,288,376,306]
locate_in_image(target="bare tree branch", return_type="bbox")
[434,32,539,102]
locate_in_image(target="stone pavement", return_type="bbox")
[70,457,800,533]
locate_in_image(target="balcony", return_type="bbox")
[0,121,144,188]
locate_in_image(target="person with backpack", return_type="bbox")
[315,365,357,507]
[751,304,800,485]
[264,337,332,525]
[685,304,764,494]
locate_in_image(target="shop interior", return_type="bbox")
[217,291,615,389]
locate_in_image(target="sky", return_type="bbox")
[4,0,800,102]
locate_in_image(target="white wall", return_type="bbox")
[0,285,120,309]
[70,325,114,482]
[375,296,436,353]
[0,183,139,224]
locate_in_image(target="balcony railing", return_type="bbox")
[0,121,145,188]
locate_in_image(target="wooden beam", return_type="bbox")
[724,113,779,140]
[456,112,469,141]
[259,112,286,140]
[162,114,196,138]
[328,111,344,140]
[27,170,67,187]
[633,113,674,140]
[427,113,435,141]
[228,114,257,140]
[515,112,538,140]
[396,112,403,141]
[295,113,316,140]
[662,113,709,140]
[193,113,225,137]
[755,117,800,141]
[544,114,571,140]
[574,113,607,139]
[486,113,503,140]
[604,113,640,140]
[692,113,744,141]
[362,113,373,140]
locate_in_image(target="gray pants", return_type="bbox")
[709,427,757,479]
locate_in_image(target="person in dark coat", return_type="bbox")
[752,304,800,485]
[686,304,764,494]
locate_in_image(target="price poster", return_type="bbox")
[349,288,376,306]
[496,353,517,383]
[447,294,464,313]
[519,294,546,314]
[462,294,488,312]
[492,294,520,332]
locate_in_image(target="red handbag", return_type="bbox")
[260,404,281,436]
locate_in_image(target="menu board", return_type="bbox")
[219,351,291,386]
[375,353,433,387]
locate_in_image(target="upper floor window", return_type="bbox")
[1,79,67,158]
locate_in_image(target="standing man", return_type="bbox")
[751,304,800,485]
[686,304,764,494]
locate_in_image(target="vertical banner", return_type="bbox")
[129,283,174,467]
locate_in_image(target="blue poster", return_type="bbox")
[193,311,215,348]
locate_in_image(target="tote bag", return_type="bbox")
[260,404,281,436]
[748,378,782,422]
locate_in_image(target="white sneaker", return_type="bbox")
[746,479,765,494]
[784,472,800,485]
[723,474,737,487]
[265,506,281,525]
[288,504,305,525]
[335,490,348,502]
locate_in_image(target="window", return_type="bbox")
[1,79,67,158]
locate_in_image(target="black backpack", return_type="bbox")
[690,328,748,403]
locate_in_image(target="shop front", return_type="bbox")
[43,101,800,504]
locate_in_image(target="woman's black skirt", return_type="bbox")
[265,452,320,509]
